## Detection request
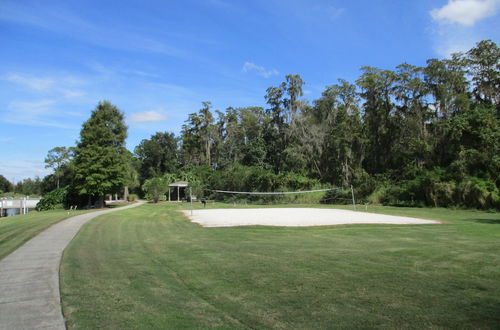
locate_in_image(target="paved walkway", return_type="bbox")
[0,202,145,330]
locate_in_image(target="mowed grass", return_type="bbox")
[0,209,91,260]
[60,203,500,329]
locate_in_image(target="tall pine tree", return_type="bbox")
[73,101,128,207]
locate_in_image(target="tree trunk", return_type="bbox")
[206,139,211,166]
[124,186,129,201]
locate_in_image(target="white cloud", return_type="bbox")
[430,0,498,26]
[242,62,279,78]
[428,0,500,57]
[130,111,168,123]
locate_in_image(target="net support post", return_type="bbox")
[351,185,356,211]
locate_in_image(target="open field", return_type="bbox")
[61,203,500,329]
[0,209,91,260]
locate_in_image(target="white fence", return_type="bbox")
[0,197,41,217]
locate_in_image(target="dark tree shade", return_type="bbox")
[0,174,13,193]
[14,177,42,195]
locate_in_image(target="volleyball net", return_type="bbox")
[202,186,356,207]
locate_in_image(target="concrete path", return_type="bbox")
[0,202,145,330]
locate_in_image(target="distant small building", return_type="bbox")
[168,181,189,202]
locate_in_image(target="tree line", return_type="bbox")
[3,40,498,209]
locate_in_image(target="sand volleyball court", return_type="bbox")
[183,208,440,227]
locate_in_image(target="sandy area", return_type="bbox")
[182,208,440,227]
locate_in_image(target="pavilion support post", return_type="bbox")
[177,186,180,202]
[168,188,171,202]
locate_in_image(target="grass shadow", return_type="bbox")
[469,218,500,224]
[105,202,134,209]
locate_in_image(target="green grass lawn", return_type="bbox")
[0,209,92,260]
[60,203,500,329]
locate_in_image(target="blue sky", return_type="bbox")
[0,0,499,182]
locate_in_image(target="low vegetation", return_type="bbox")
[61,203,500,329]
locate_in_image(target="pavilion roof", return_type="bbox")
[168,181,189,187]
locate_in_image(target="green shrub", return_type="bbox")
[127,193,138,202]
[36,187,68,211]
[457,177,500,209]
[320,188,353,205]
[142,177,168,203]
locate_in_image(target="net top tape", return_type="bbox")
[207,188,340,195]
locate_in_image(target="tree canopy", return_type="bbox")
[135,132,178,183]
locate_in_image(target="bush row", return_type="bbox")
[369,171,500,209]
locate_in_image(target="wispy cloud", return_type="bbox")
[242,62,279,78]
[313,5,345,21]
[206,0,235,9]
[2,73,87,100]
[130,111,168,123]
[0,67,196,130]
[0,159,50,182]
[0,1,187,58]
[432,30,478,58]
[4,99,75,128]
[3,74,55,91]
[0,72,94,129]
[430,0,498,26]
